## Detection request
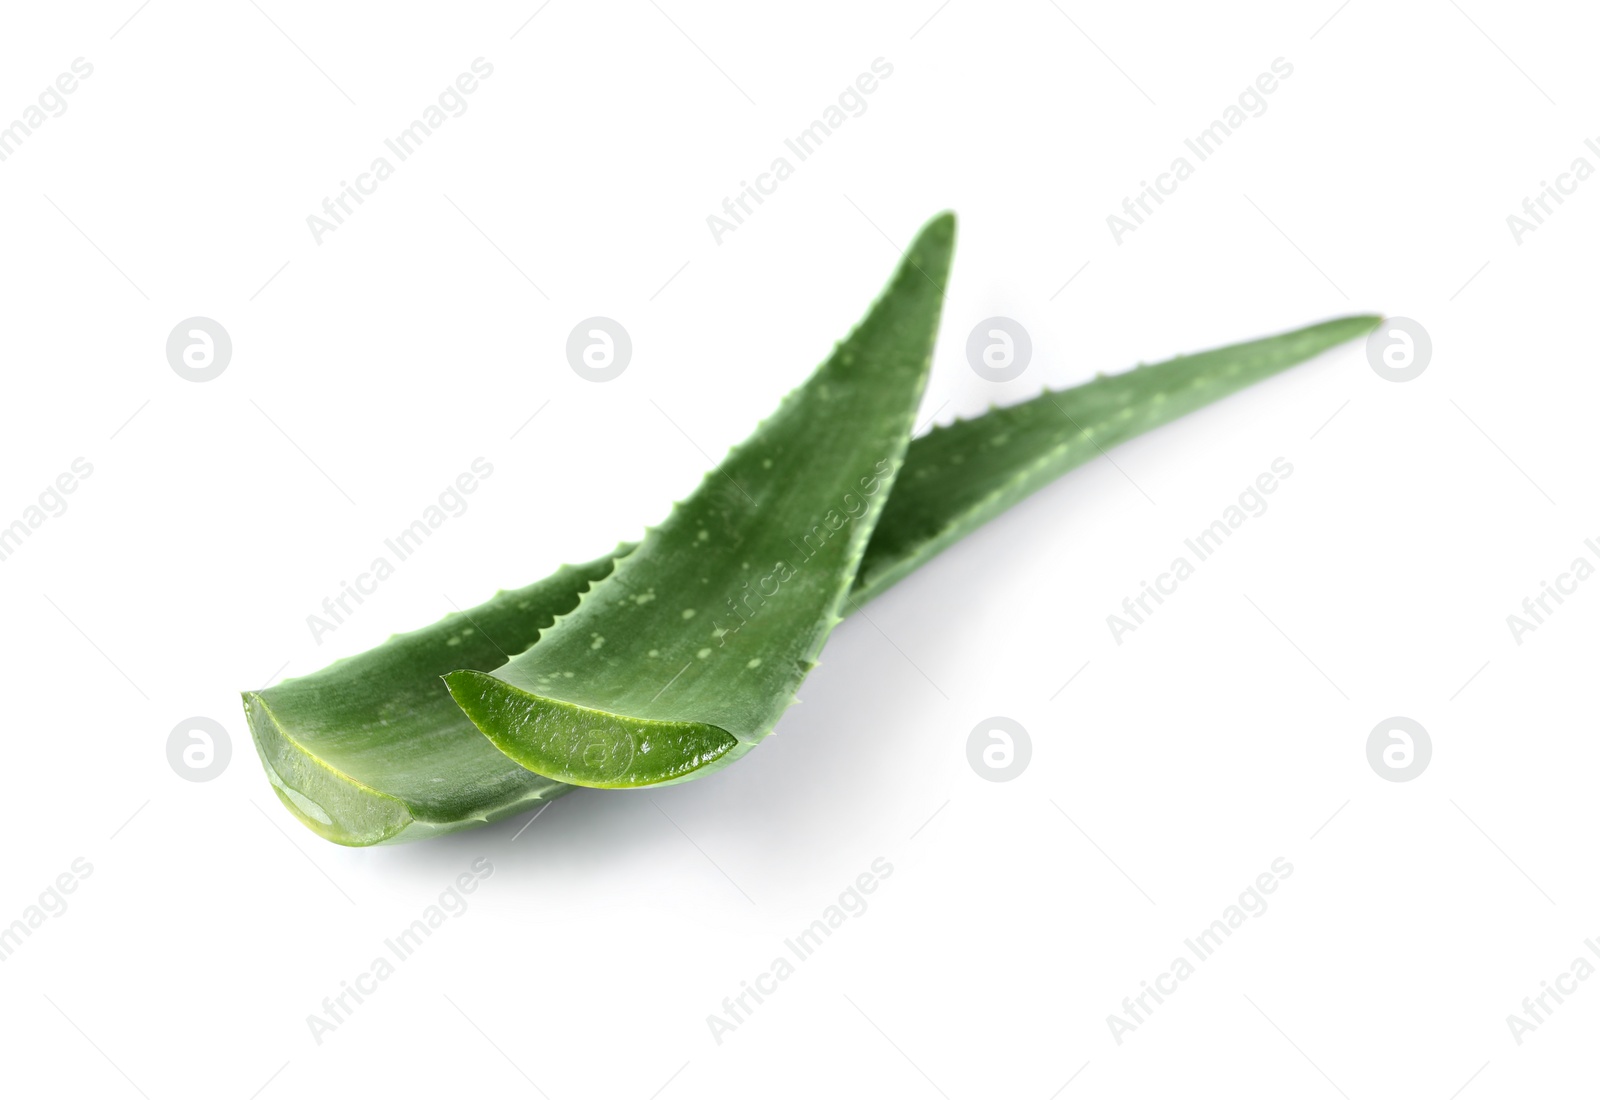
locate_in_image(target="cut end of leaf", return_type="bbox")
[442,670,740,789]
[243,690,417,846]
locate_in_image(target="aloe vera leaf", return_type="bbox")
[244,554,621,845]
[851,313,1383,601]
[443,213,958,788]
[447,311,1381,790]
[245,309,1378,837]
[244,213,954,845]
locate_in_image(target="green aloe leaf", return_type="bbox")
[243,209,1380,841]
[244,555,620,845]
[442,213,959,788]
[852,314,1382,601]
[444,310,1379,790]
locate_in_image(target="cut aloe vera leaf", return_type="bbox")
[444,213,958,788]
[852,314,1383,601]
[448,311,1381,790]
[246,213,957,845]
[244,267,1379,839]
[244,554,621,846]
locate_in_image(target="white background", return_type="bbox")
[0,1,1594,1096]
